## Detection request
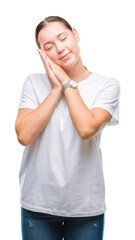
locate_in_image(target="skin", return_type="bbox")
[15,21,112,146]
[37,21,112,139]
[37,21,92,89]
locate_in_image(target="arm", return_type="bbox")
[15,88,62,146]
[37,50,116,139]
[63,87,112,139]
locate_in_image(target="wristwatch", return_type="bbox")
[63,80,78,92]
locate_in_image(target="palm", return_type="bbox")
[38,49,62,89]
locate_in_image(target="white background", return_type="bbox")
[0,0,134,239]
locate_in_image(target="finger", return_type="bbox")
[37,49,49,68]
[39,49,52,69]
[40,48,55,69]
[37,49,47,63]
[37,49,51,74]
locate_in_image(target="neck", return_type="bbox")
[64,56,91,83]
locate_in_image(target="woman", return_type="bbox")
[15,16,120,240]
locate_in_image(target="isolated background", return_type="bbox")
[0,0,134,239]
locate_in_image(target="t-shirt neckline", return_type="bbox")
[77,72,95,85]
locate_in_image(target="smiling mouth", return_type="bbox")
[59,52,71,60]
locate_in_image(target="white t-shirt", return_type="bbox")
[18,72,120,217]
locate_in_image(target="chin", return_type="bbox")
[63,56,80,70]
[61,62,74,70]
[55,52,80,70]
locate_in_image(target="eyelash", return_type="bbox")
[46,37,67,51]
[61,37,67,41]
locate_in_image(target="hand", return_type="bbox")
[37,48,63,91]
[38,48,70,88]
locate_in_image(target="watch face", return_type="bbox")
[70,80,77,87]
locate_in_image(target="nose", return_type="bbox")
[55,42,65,53]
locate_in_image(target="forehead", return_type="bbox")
[44,21,69,32]
[38,21,71,45]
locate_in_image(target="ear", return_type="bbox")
[72,28,80,42]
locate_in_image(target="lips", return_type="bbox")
[59,52,71,60]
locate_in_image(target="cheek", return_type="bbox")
[69,40,79,53]
[45,51,56,61]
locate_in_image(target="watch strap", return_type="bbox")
[63,80,78,92]
[63,80,71,92]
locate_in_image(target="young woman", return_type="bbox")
[15,16,120,240]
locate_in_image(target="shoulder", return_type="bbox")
[25,73,51,90]
[28,73,47,81]
[95,72,119,83]
[94,72,120,91]
[26,73,49,85]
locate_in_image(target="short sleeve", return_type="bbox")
[18,75,39,110]
[91,78,121,126]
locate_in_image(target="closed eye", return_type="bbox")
[46,46,52,51]
[61,37,67,41]
[46,37,67,51]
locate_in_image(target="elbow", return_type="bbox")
[79,128,97,140]
[15,127,30,146]
[17,133,30,146]
[17,135,28,146]
[15,128,27,146]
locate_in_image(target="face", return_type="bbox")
[38,21,80,70]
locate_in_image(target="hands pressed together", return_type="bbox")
[37,48,70,91]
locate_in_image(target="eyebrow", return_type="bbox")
[43,32,67,46]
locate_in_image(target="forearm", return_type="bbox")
[64,87,95,138]
[18,88,62,146]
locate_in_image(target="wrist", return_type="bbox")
[62,78,71,88]
[62,79,78,92]
[52,86,63,94]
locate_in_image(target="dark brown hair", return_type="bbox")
[35,16,73,49]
